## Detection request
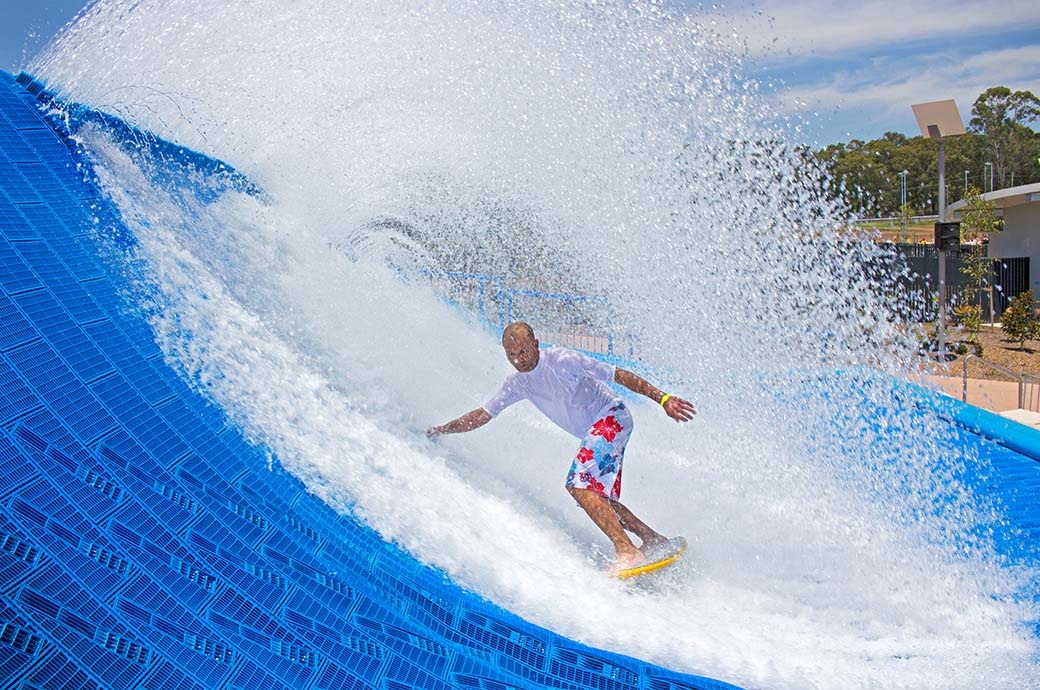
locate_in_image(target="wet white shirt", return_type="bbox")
[482,346,621,438]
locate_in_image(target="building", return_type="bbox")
[948,182,1040,298]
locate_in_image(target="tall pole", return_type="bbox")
[910,98,966,362]
[964,170,969,195]
[900,170,908,243]
[937,140,947,360]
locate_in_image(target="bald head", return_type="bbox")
[501,321,539,372]
[502,321,535,344]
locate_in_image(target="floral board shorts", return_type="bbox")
[565,403,633,502]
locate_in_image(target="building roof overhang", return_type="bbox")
[948,182,1040,219]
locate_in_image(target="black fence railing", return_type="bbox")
[884,243,1029,322]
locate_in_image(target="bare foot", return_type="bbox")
[609,548,645,574]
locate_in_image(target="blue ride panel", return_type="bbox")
[0,69,745,690]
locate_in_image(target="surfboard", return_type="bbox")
[611,536,687,579]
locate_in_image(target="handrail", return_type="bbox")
[962,354,1040,411]
[1022,370,1040,412]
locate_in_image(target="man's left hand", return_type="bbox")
[663,396,696,422]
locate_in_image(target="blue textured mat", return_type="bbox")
[1,67,1038,690]
[0,69,744,690]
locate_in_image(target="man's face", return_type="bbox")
[503,331,539,372]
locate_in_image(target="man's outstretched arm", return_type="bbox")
[426,408,493,438]
[614,368,696,422]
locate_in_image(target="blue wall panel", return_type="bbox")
[0,69,747,689]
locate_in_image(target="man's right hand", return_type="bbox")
[425,408,492,438]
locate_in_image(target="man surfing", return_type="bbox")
[426,321,696,574]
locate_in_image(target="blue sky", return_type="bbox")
[712,0,1040,146]
[1,0,1038,147]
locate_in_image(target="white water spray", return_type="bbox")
[34,1,1038,688]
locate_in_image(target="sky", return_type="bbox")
[0,0,1038,147]
[711,0,1040,146]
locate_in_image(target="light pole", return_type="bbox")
[899,170,908,242]
[912,99,966,361]
[964,170,969,195]
[985,161,993,192]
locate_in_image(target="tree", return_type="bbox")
[957,185,1001,338]
[814,139,893,217]
[812,86,1040,217]
[897,201,915,242]
[815,134,935,217]
[1001,290,1040,350]
[969,87,1040,189]
[1006,123,1040,187]
[959,184,1002,239]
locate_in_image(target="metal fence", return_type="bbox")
[421,270,641,359]
[424,248,1030,356]
[884,243,1029,322]
[418,268,628,358]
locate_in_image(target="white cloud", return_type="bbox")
[717,0,1040,61]
[775,44,1040,121]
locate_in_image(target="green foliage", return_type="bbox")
[897,202,914,241]
[1001,290,1040,349]
[815,135,936,217]
[959,185,1000,239]
[970,87,1040,189]
[953,304,981,333]
[959,250,991,300]
[815,86,1040,217]
[957,185,1000,333]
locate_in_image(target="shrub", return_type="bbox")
[952,304,981,333]
[1001,290,1040,349]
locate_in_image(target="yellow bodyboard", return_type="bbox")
[611,537,687,579]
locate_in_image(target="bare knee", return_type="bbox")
[567,486,601,506]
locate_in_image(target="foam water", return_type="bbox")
[34,1,1039,688]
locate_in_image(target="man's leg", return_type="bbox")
[567,487,643,567]
[609,501,668,550]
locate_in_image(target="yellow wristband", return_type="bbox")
[659,393,671,407]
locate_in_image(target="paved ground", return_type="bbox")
[924,374,1040,430]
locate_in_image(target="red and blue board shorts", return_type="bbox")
[565,403,632,501]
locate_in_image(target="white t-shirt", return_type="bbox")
[482,346,621,438]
